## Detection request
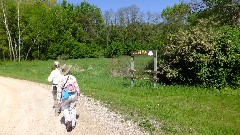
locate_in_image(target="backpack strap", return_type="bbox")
[63,75,70,88]
[60,75,70,100]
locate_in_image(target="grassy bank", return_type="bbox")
[0,58,239,134]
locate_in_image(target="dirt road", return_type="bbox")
[0,76,147,135]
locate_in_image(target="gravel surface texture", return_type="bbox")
[0,76,149,135]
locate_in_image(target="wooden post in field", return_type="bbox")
[130,56,134,87]
[153,50,157,88]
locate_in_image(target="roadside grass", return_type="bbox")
[0,58,239,135]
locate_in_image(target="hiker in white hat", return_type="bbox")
[48,61,62,115]
[57,64,80,132]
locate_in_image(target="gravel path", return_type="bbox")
[0,76,149,135]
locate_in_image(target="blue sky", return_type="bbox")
[62,0,182,13]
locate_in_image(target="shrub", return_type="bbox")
[104,41,124,58]
[159,19,240,88]
[47,43,63,59]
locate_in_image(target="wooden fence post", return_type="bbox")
[154,50,158,88]
[131,56,134,87]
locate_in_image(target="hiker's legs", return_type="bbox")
[69,101,76,127]
[52,84,58,107]
[63,109,71,122]
[52,90,57,107]
[62,98,71,122]
[62,98,73,132]
[63,107,72,132]
[62,92,77,131]
[68,93,77,127]
[52,89,61,116]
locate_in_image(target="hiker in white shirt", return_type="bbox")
[48,61,61,115]
[57,64,80,132]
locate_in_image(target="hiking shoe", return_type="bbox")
[58,109,61,114]
[55,108,61,116]
[72,121,76,129]
[66,121,72,132]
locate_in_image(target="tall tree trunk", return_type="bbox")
[25,35,38,60]
[25,45,32,60]
[0,0,15,61]
[38,44,39,60]
[18,0,21,61]
[14,39,18,59]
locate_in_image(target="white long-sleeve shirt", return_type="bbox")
[48,68,61,85]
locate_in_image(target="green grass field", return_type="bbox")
[0,57,239,135]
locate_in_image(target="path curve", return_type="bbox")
[0,76,148,135]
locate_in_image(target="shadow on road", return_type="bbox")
[60,114,79,125]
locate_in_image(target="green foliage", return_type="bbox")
[160,19,240,88]
[214,25,240,87]
[190,0,240,25]
[104,41,124,57]
[74,1,104,44]
[0,0,189,61]
[72,42,104,58]
[71,42,89,58]
[0,58,239,134]
[47,43,63,59]
[162,3,191,33]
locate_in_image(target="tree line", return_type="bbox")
[1,0,240,88]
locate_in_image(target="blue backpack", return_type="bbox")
[61,76,76,100]
[62,89,71,100]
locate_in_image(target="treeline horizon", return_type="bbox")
[1,0,240,88]
[0,0,166,61]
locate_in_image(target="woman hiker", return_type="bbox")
[57,64,80,132]
[48,61,62,116]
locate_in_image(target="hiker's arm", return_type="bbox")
[75,82,80,100]
[47,71,54,82]
[73,76,80,100]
